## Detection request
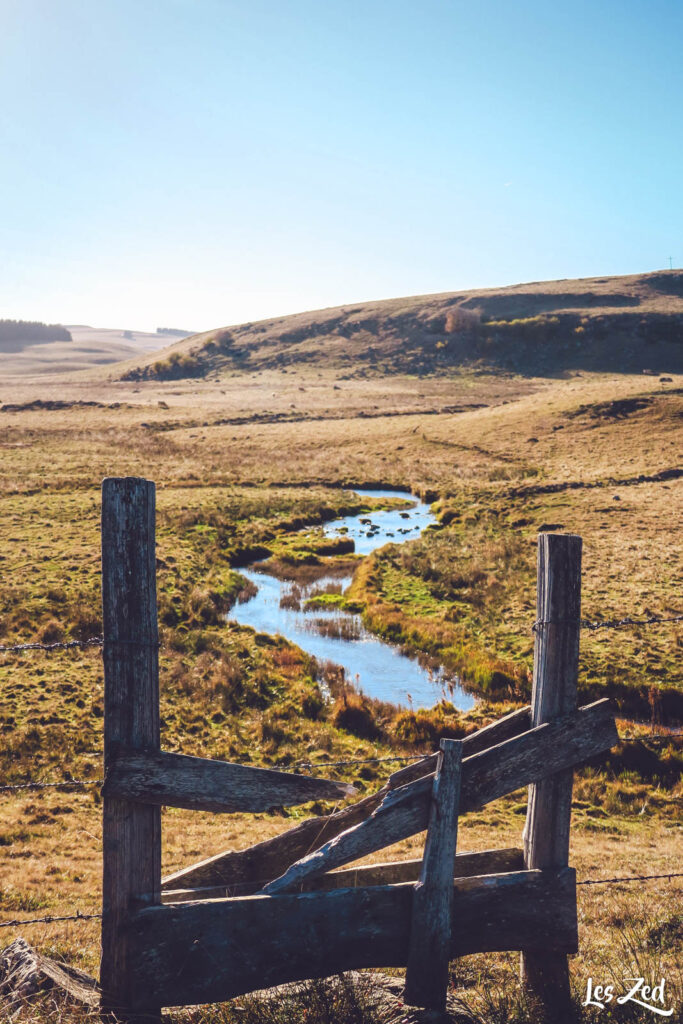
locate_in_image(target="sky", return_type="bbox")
[1,0,682,333]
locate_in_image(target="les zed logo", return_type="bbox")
[584,977,673,1017]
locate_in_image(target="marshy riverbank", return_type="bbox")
[229,488,475,711]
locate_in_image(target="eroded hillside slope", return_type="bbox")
[117,270,683,381]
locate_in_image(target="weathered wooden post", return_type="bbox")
[521,532,582,1021]
[101,478,161,1023]
[404,738,463,1010]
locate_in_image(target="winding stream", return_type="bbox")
[229,489,475,711]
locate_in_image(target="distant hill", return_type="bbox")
[0,324,177,377]
[119,271,683,382]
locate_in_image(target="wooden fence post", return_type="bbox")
[521,532,582,1021]
[404,738,463,1011]
[100,478,161,1023]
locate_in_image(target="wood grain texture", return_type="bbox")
[105,748,355,812]
[160,848,525,902]
[521,533,583,1020]
[100,477,161,1023]
[129,869,577,1010]
[161,706,531,892]
[404,739,463,1010]
[262,699,616,895]
[0,937,99,1009]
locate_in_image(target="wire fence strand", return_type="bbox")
[289,754,428,771]
[0,608,681,654]
[0,755,426,794]
[0,779,102,793]
[2,726,680,796]
[0,638,104,653]
[0,912,101,929]
[1,872,682,930]
[576,871,683,887]
[533,613,683,634]
[0,636,161,654]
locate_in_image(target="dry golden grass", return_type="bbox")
[0,354,681,1021]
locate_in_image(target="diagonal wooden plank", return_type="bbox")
[104,748,356,813]
[261,699,616,895]
[161,705,531,891]
[404,739,463,1011]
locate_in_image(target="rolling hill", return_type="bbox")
[0,325,188,376]
[118,270,683,381]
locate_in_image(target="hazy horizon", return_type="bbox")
[33,265,683,338]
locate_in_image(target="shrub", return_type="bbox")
[445,308,481,333]
[69,602,101,640]
[301,690,324,720]
[213,329,234,350]
[331,694,381,740]
[392,703,469,748]
[36,619,64,644]
[186,586,224,626]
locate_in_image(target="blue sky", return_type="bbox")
[1,0,681,332]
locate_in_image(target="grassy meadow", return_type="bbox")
[0,341,681,1021]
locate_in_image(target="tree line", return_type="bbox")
[0,319,72,342]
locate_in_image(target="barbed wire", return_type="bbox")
[577,872,683,886]
[1,872,682,929]
[0,756,425,794]
[0,911,101,929]
[2,612,680,654]
[0,779,101,793]
[533,613,683,634]
[0,637,104,653]
[290,735,682,769]
[0,636,161,654]
[2,725,679,797]
[289,754,427,771]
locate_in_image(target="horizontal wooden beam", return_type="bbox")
[129,868,577,1010]
[104,749,355,813]
[263,699,616,894]
[161,705,532,891]
[160,847,525,902]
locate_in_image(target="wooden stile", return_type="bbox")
[95,498,617,1019]
[100,478,161,1024]
[404,738,463,1010]
[521,533,582,1022]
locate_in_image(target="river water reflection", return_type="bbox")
[229,489,475,711]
